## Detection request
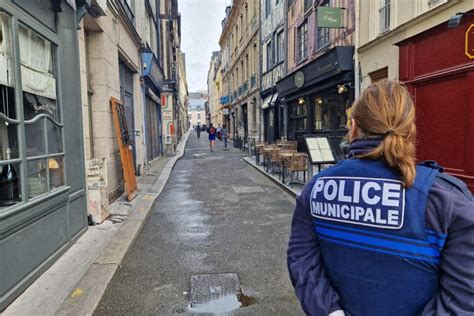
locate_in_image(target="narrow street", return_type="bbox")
[94,132,304,315]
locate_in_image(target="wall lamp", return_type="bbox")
[448,12,474,28]
[337,84,348,94]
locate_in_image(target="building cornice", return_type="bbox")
[219,0,243,46]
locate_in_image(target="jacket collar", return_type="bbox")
[348,137,383,158]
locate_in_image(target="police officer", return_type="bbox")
[287,80,474,316]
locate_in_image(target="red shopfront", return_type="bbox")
[397,13,474,192]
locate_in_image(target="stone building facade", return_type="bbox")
[219,0,261,142]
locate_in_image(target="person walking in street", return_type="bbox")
[222,124,228,150]
[287,79,474,316]
[207,123,216,152]
[217,124,222,140]
[195,123,201,139]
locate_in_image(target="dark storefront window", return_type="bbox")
[0,14,65,209]
[289,100,308,132]
[313,95,348,131]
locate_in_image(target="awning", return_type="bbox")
[270,93,278,106]
[261,94,273,110]
[262,93,279,109]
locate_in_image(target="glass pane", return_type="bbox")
[49,156,64,190]
[0,13,15,89]
[0,162,21,207]
[27,159,47,198]
[47,120,63,154]
[19,24,58,120]
[25,119,45,157]
[0,85,16,119]
[0,119,19,159]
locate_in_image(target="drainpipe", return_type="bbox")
[140,49,149,170]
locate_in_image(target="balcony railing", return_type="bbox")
[243,80,248,93]
[238,85,243,96]
[250,74,257,88]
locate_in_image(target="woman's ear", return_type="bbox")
[349,118,359,142]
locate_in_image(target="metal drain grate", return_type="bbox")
[190,273,240,307]
[232,186,265,194]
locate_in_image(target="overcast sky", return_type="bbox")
[179,0,231,92]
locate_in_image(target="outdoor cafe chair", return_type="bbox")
[288,153,308,186]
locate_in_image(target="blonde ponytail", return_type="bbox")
[352,80,417,187]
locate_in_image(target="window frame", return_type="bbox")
[296,20,308,63]
[276,30,284,63]
[266,39,273,71]
[379,0,390,33]
[0,7,66,212]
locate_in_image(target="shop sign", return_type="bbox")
[220,95,229,104]
[294,71,305,88]
[466,24,474,59]
[162,111,173,120]
[317,7,342,28]
[223,108,230,115]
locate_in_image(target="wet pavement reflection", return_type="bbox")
[94,132,304,315]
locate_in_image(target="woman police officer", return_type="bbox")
[287,80,474,316]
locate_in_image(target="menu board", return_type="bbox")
[304,136,336,164]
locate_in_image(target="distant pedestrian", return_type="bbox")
[222,124,228,150]
[195,123,201,139]
[217,124,222,140]
[207,123,216,152]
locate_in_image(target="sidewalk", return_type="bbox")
[2,131,191,316]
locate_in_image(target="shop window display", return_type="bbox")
[20,24,64,199]
[0,17,65,209]
[0,13,21,206]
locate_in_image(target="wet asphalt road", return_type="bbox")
[94,132,304,315]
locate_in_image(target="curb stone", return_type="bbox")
[55,130,191,316]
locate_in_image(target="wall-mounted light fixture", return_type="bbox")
[298,97,305,105]
[337,84,348,94]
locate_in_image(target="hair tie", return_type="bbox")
[386,129,396,136]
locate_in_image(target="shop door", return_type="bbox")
[242,104,248,138]
[264,108,276,143]
[398,15,474,192]
[119,62,136,167]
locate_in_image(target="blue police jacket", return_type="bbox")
[288,138,474,316]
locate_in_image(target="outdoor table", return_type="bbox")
[255,143,265,165]
[279,151,296,184]
[263,145,277,171]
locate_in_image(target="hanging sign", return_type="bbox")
[317,7,343,28]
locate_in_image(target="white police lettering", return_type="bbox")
[310,177,405,229]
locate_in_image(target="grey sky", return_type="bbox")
[179,0,231,92]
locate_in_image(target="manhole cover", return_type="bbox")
[232,186,265,194]
[190,273,240,308]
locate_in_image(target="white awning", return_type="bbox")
[270,92,278,106]
[261,94,273,110]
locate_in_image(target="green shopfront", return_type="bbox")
[0,0,86,310]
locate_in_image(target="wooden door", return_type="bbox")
[110,97,137,201]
